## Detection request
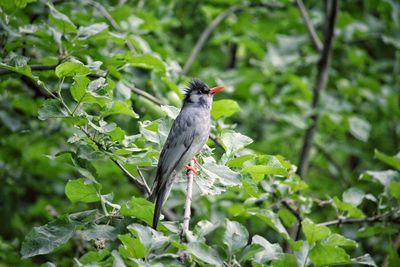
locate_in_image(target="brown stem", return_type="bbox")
[295,0,323,52]
[297,0,339,179]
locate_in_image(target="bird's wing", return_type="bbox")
[152,113,197,194]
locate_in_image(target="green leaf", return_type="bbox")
[309,243,351,266]
[127,224,168,253]
[375,149,400,170]
[200,162,240,187]
[390,181,400,200]
[271,254,298,267]
[79,250,110,265]
[333,196,364,218]
[80,224,117,241]
[251,235,282,264]
[348,116,370,142]
[221,131,253,155]
[302,218,331,245]
[323,234,357,248]
[342,187,364,206]
[70,75,90,101]
[160,105,180,119]
[223,220,249,254]
[78,23,108,40]
[227,154,256,168]
[120,197,155,226]
[360,170,398,188]
[21,216,75,258]
[48,4,76,33]
[65,178,100,203]
[118,233,146,259]
[211,99,241,119]
[102,100,139,118]
[242,165,288,180]
[252,210,291,241]
[238,243,264,263]
[187,242,223,267]
[55,61,90,78]
[127,54,166,73]
[351,254,377,266]
[38,99,66,120]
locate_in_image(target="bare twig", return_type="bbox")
[111,159,151,196]
[295,0,323,52]
[182,6,240,75]
[297,0,339,178]
[181,159,195,238]
[182,3,285,75]
[86,0,137,54]
[122,81,166,106]
[319,212,400,227]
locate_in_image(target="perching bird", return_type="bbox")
[150,79,224,229]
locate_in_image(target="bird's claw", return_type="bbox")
[185,165,197,175]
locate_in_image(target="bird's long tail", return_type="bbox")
[152,187,166,230]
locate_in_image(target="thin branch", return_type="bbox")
[181,3,285,75]
[122,81,166,106]
[111,159,151,196]
[86,0,137,54]
[182,6,241,75]
[320,214,400,227]
[281,200,302,241]
[181,159,195,239]
[0,64,57,76]
[295,0,323,52]
[297,0,339,178]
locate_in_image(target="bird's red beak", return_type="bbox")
[209,85,224,94]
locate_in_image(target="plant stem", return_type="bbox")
[182,159,195,238]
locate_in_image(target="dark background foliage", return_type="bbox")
[0,0,399,266]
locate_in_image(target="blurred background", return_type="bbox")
[0,0,399,266]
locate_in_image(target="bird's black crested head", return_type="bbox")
[184,79,210,96]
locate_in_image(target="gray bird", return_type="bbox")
[150,79,224,229]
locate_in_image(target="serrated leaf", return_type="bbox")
[21,216,76,258]
[78,23,108,40]
[102,100,138,118]
[375,149,400,170]
[118,233,146,259]
[80,224,116,241]
[390,181,400,200]
[187,242,223,267]
[271,253,298,267]
[120,197,154,226]
[309,243,351,266]
[302,218,331,245]
[348,116,370,142]
[342,187,364,206]
[323,234,357,248]
[251,235,282,264]
[223,220,249,254]
[127,54,166,73]
[48,4,76,33]
[227,154,256,168]
[333,196,364,218]
[221,131,253,155]
[127,223,168,253]
[55,61,90,78]
[38,99,66,120]
[65,178,100,203]
[211,99,241,119]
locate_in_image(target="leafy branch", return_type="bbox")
[295,0,323,52]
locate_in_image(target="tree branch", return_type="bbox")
[181,3,285,75]
[281,200,302,241]
[320,214,400,227]
[182,5,240,75]
[297,0,338,179]
[111,159,151,196]
[295,0,323,52]
[181,159,195,239]
[0,64,57,76]
[122,81,166,106]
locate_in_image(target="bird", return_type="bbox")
[150,79,224,229]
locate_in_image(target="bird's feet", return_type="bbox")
[185,165,197,175]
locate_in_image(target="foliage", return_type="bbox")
[0,0,399,266]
